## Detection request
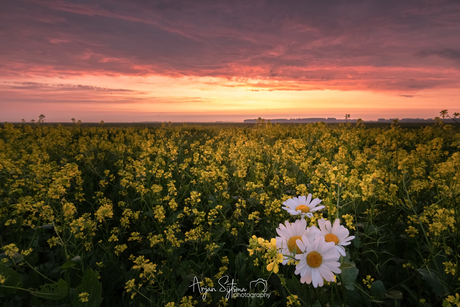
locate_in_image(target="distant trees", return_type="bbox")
[29,114,45,124]
[440,110,459,124]
[71,118,82,125]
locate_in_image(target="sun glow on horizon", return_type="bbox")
[1,72,459,123]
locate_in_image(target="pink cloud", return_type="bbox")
[1,0,460,122]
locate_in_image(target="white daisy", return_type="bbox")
[275,219,320,264]
[282,194,325,218]
[294,235,341,287]
[318,218,355,256]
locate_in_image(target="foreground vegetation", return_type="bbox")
[0,121,459,306]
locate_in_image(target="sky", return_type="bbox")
[1,0,460,123]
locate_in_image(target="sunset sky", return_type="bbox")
[1,0,460,122]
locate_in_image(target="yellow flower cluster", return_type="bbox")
[114,244,127,256]
[132,255,161,283]
[2,243,19,258]
[287,294,301,307]
[407,203,456,250]
[445,293,460,307]
[78,292,89,302]
[444,261,457,276]
[248,236,284,274]
[179,296,197,307]
[363,275,374,289]
[95,202,113,223]
[341,214,356,230]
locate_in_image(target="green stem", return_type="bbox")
[51,221,69,260]
[337,274,347,307]
[133,287,153,303]
[0,284,60,297]
[282,280,311,307]
[50,220,71,296]
[330,282,336,306]
[387,272,417,291]
[27,216,42,250]
[403,172,441,273]
[411,207,441,273]
[311,286,325,307]
[336,184,341,219]
[23,260,55,283]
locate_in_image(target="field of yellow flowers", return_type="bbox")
[0,121,459,306]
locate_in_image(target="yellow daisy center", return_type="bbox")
[325,233,340,245]
[295,205,310,213]
[306,251,323,268]
[287,236,303,254]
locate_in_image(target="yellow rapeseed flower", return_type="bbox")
[363,275,374,289]
[444,261,456,276]
[287,294,301,307]
[341,214,356,230]
[114,244,128,256]
[78,292,89,302]
[3,243,19,258]
[445,293,460,307]
[267,253,284,273]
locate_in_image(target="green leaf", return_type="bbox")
[340,261,359,290]
[0,263,22,296]
[235,252,247,270]
[340,261,354,270]
[178,274,194,298]
[60,256,81,269]
[370,280,386,300]
[312,300,323,307]
[60,260,76,270]
[352,234,361,248]
[417,268,449,297]
[235,252,248,282]
[72,268,103,307]
[400,284,418,304]
[386,290,403,300]
[32,279,68,301]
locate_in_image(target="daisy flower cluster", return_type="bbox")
[281,194,325,219]
[249,194,355,288]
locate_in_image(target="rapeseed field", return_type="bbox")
[0,121,459,306]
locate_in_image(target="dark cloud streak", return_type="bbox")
[4,81,138,92]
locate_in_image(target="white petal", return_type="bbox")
[311,269,323,287]
[336,245,346,256]
[328,262,342,274]
[324,220,332,231]
[300,271,312,284]
[318,218,326,232]
[318,265,334,282]
[309,198,322,208]
[310,205,325,212]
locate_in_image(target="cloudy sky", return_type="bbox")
[1,0,459,122]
